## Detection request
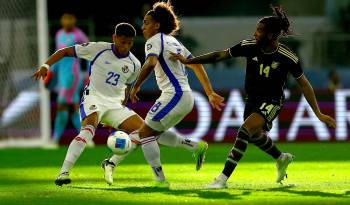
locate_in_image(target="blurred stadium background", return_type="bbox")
[1,0,350,147]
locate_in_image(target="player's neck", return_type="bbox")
[261,41,278,54]
[112,45,129,58]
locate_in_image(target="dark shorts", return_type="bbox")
[244,99,283,131]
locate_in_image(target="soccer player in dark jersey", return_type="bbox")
[170,5,336,189]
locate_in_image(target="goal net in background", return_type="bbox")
[0,0,50,147]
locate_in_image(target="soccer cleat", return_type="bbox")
[206,178,228,189]
[101,159,115,185]
[154,180,170,188]
[193,141,208,171]
[276,153,294,183]
[55,172,71,186]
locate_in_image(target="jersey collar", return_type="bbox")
[111,44,130,59]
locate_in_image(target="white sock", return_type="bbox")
[59,125,95,174]
[109,143,137,165]
[218,173,228,182]
[157,131,198,152]
[140,136,165,181]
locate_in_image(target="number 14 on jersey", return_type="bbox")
[259,64,270,78]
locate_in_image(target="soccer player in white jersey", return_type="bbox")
[129,1,225,187]
[33,23,213,186]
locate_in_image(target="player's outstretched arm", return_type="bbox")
[130,56,158,103]
[170,49,231,65]
[296,74,336,128]
[32,46,75,80]
[187,63,225,111]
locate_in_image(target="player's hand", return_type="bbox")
[208,92,225,111]
[169,52,188,64]
[129,86,140,103]
[32,66,48,81]
[318,113,336,128]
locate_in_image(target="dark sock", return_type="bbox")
[250,133,282,159]
[222,127,250,178]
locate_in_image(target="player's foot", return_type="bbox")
[276,153,294,183]
[101,159,115,185]
[55,172,71,186]
[154,180,170,188]
[193,141,208,171]
[206,178,228,189]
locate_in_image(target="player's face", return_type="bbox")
[112,35,134,55]
[142,15,159,40]
[61,15,76,31]
[253,23,267,44]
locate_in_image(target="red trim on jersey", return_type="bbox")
[74,136,87,144]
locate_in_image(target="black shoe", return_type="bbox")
[55,172,71,186]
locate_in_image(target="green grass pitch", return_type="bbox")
[0,143,349,205]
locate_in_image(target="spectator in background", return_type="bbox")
[45,13,89,147]
[328,69,341,92]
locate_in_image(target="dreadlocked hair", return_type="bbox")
[147,1,180,36]
[259,5,292,38]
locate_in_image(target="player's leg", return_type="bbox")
[250,131,282,160]
[156,131,208,171]
[52,103,69,145]
[247,102,294,183]
[139,123,169,187]
[55,112,98,186]
[101,111,143,185]
[138,92,195,186]
[207,112,264,189]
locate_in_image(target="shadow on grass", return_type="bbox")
[237,184,350,199]
[70,185,245,200]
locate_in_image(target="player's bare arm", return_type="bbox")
[32,46,75,80]
[170,49,231,64]
[186,63,225,111]
[296,74,336,128]
[122,84,133,106]
[130,56,158,103]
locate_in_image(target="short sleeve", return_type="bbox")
[145,34,162,59]
[126,60,141,85]
[289,60,304,79]
[74,42,107,61]
[229,39,256,58]
[183,45,193,59]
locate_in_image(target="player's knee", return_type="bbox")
[75,125,96,143]
[138,125,159,139]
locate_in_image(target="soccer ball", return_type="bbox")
[107,130,132,154]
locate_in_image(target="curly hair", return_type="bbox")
[259,5,292,39]
[146,1,180,35]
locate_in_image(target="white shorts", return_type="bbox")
[145,91,194,132]
[79,93,136,129]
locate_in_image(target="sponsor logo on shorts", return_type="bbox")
[89,105,97,110]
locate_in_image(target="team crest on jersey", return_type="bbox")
[122,65,129,73]
[81,43,89,47]
[147,44,152,50]
[271,61,280,69]
[89,105,97,110]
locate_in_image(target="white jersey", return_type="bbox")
[74,42,141,105]
[145,33,192,93]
